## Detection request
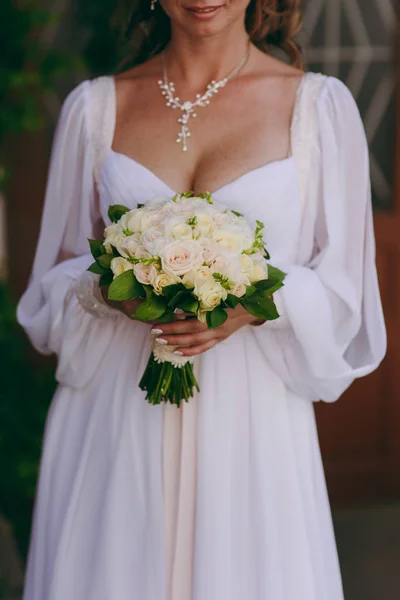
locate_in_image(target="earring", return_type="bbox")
[150,0,157,10]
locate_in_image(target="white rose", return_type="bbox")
[145,195,170,208]
[212,226,253,256]
[165,217,193,240]
[197,238,219,265]
[250,261,269,284]
[152,271,179,295]
[193,266,213,291]
[240,255,268,284]
[197,309,208,324]
[210,255,241,282]
[231,282,247,298]
[161,240,204,276]
[118,233,141,258]
[104,223,125,253]
[197,278,228,311]
[213,212,234,227]
[133,262,158,286]
[181,269,196,289]
[134,245,152,259]
[141,228,166,255]
[121,208,153,233]
[111,257,134,278]
[193,211,214,236]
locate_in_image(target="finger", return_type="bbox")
[173,308,192,321]
[174,339,218,357]
[154,330,215,348]
[152,319,207,336]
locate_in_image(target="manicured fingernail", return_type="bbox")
[151,328,163,335]
[156,338,168,345]
[173,350,184,356]
[174,308,184,314]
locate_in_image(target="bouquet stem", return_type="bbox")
[139,353,200,407]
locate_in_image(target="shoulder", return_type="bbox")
[311,74,362,121]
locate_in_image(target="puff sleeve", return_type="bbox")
[17,81,123,388]
[251,77,386,402]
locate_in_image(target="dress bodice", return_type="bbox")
[98,149,302,265]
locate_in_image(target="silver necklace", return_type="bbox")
[158,46,250,152]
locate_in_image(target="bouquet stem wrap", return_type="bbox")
[139,343,199,407]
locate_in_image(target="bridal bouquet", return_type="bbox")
[88,192,285,406]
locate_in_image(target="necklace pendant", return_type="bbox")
[159,44,250,152]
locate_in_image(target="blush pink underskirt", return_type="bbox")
[163,388,198,600]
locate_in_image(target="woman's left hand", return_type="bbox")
[150,305,261,357]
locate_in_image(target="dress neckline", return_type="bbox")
[105,148,294,196]
[103,73,309,196]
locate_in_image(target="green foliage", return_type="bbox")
[0,284,56,559]
[108,204,130,223]
[0,0,79,192]
[0,1,74,137]
[75,0,119,76]
[107,270,145,302]
[206,305,228,329]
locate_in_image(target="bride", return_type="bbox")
[18,0,386,598]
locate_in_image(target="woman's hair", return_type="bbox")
[114,0,303,70]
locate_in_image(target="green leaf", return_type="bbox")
[225,294,241,309]
[96,253,114,269]
[108,204,130,223]
[134,293,168,321]
[178,296,199,314]
[99,272,113,287]
[206,305,228,329]
[108,270,144,301]
[156,310,176,324]
[231,209,244,217]
[244,285,257,298]
[87,261,108,275]
[162,283,188,300]
[88,239,106,259]
[254,278,285,296]
[241,294,280,321]
[267,265,287,282]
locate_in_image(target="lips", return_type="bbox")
[185,5,223,19]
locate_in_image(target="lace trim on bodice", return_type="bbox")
[291,72,327,215]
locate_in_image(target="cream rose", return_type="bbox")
[121,208,154,233]
[134,245,152,259]
[193,266,213,291]
[104,223,125,254]
[193,211,214,236]
[212,226,253,256]
[110,257,134,278]
[141,228,166,255]
[250,261,269,284]
[165,217,193,241]
[133,263,158,286]
[197,279,228,311]
[197,238,219,265]
[118,233,141,258]
[152,272,179,295]
[231,282,247,298]
[161,240,203,276]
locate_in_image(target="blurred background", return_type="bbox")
[0,0,399,598]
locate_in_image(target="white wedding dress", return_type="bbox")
[18,73,386,600]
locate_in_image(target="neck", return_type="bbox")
[165,24,250,90]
